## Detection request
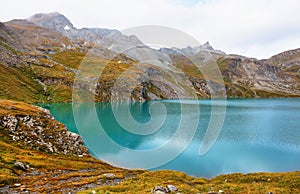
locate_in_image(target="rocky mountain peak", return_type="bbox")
[203,41,214,50]
[26,12,168,64]
[27,12,143,48]
[159,41,224,57]
[28,12,74,33]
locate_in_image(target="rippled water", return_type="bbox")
[42,98,300,177]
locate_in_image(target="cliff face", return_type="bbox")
[0,13,299,103]
[217,54,300,97]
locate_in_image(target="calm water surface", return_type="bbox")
[41,99,300,177]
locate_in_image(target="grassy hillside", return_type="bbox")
[1,18,300,104]
[0,62,46,103]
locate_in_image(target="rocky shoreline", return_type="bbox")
[0,100,89,156]
[0,100,138,193]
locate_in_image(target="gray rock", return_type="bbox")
[166,184,178,192]
[14,161,26,171]
[103,173,116,178]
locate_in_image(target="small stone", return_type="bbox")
[267,178,271,182]
[92,190,96,194]
[103,173,115,178]
[267,192,273,194]
[218,190,225,194]
[14,161,26,171]
[78,154,83,158]
[14,183,21,187]
[48,147,54,152]
[7,106,17,110]
[20,186,27,191]
[166,184,178,192]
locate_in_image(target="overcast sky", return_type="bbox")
[1,0,300,59]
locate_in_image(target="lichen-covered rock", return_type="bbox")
[0,100,89,156]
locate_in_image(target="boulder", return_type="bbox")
[166,184,178,192]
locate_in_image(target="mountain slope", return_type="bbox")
[216,54,300,97]
[0,13,299,104]
[28,12,142,49]
[28,12,173,66]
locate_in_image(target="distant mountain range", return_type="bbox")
[0,12,299,103]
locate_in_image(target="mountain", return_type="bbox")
[159,41,225,56]
[28,12,173,66]
[28,12,142,47]
[0,13,299,104]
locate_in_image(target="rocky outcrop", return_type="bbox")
[216,55,300,97]
[0,100,89,156]
[28,12,75,34]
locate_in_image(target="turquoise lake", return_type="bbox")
[41,99,300,178]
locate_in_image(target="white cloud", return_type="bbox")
[0,0,299,59]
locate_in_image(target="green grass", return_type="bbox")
[0,63,46,103]
[50,50,87,69]
[0,39,20,55]
[47,85,73,102]
[81,170,300,194]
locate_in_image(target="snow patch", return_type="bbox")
[64,25,70,30]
